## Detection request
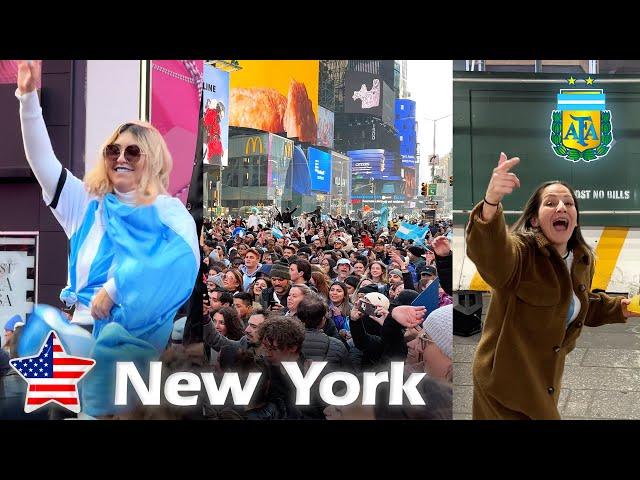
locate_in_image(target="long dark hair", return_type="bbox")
[210,306,245,341]
[511,180,591,254]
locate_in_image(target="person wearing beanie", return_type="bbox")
[407,245,427,283]
[260,259,291,313]
[406,304,453,383]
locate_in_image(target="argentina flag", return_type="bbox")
[395,221,429,245]
[232,226,246,238]
[271,226,284,239]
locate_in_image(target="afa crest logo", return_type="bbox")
[550,88,613,162]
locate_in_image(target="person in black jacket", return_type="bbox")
[282,206,298,227]
[297,294,353,372]
[431,235,452,296]
[349,290,425,368]
[257,316,325,419]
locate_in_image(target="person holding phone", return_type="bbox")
[467,152,640,419]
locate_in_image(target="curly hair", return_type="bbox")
[257,316,305,353]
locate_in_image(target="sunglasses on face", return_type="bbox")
[104,144,145,164]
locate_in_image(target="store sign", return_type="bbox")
[245,136,264,155]
[551,84,613,162]
[0,241,35,340]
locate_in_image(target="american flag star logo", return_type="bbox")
[9,330,95,414]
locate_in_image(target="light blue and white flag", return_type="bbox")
[395,221,429,245]
[272,226,284,239]
[377,204,389,231]
[232,226,246,238]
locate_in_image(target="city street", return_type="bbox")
[454,293,640,419]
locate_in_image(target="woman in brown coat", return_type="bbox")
[467,153,640,419]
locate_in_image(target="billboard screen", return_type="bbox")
[201,64,230,166]
[307,147,331,193]
[344,71,395,125]
[349,149,402,180]
[317,105,334,148]
[230,60,319,143]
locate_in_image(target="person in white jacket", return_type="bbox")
[15,60,199,353]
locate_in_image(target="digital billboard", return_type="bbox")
[230,60,319,143]
[349,149,402,180]
[344,71,395,126]
[201,64,229,166]
[317,105,334,148]
[307,147,332,193]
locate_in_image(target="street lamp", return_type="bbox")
[421,114,452,199]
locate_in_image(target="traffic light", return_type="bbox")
[449,175,453,186]
[421,183,428,196]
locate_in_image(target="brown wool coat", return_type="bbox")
[466,201,625,419]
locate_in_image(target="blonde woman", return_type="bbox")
[15,62,199,416]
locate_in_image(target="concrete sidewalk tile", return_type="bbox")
[588,390,640,419]
[581,349,640,368]
[453,362,473,386]
[575,331,640,350]
[453,344,476,363]
[562,389,595,418]
[453,333,481,345]
[562,366,640,391]
[565,348,587,366]
[453,385,473,414]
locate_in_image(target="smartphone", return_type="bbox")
[360,301,377,317]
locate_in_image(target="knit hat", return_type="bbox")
[357,284,379,295]
[344,276,360,290]
[389,269,403,278]
[270,260,291,280]
[364,292,390,311]
[422,304,453,359]
[392,289,420,306]
[408,246,426,257]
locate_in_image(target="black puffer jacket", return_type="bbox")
[302,329,353,372]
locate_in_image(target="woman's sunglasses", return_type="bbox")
[104,144,145,164]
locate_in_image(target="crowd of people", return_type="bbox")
[161,210,455,420]
[1,209,454,420]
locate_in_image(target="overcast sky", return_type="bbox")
[406,60,452,183]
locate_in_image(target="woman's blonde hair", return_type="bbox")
[84,121,172,204]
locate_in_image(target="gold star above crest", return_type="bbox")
[568,76,576,85]
[586,76,594,85]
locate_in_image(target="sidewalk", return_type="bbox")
[453,294,640,420]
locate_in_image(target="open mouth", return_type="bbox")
[114,166,134,172]
[552,218,569,231]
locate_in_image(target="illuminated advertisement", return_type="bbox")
[308,147,332,193]
[344,71,395,125]
[349,149,401,180]
[230,60,319,143]
[317,106,335,148]
[201,64,230,166]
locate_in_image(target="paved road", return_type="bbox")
[454,294,640,420]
